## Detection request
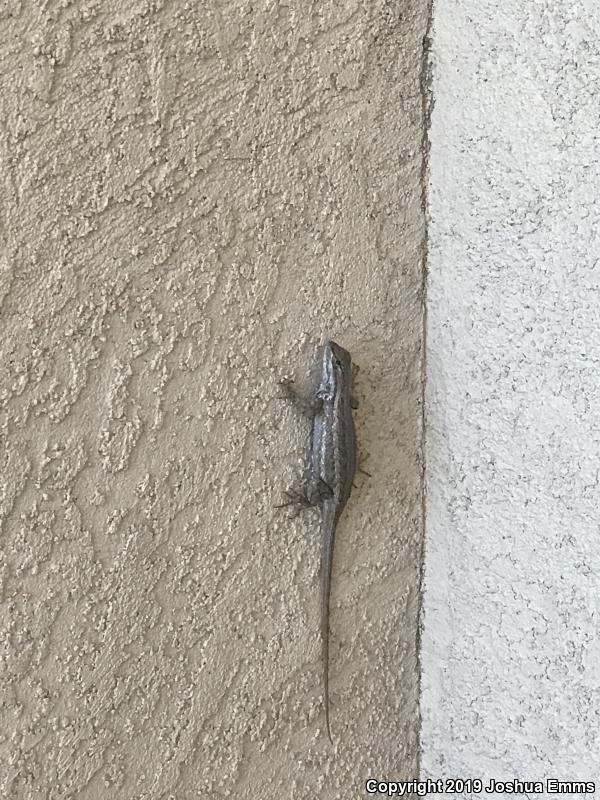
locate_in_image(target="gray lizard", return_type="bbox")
[280,340,357,742]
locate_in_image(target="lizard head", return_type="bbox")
[326,340,352,371]
[321,340,352,392]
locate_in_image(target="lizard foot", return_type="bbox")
[275,488,315,517]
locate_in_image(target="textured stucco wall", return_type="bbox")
[423,0,600,793]
[0,2,428,798]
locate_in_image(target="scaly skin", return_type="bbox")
[305,341,357,743]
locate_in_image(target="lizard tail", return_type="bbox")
[324,640,332,745]
[321,505,335,745]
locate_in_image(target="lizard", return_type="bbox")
[280,340,357,743]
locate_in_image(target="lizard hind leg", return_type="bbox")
[317,478,334,501]
[354,465,371,488]
[304,477,334,507]
[274,488,316,518]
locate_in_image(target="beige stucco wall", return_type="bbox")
[0,2,427,797]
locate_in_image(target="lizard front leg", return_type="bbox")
[278,377,321,418]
